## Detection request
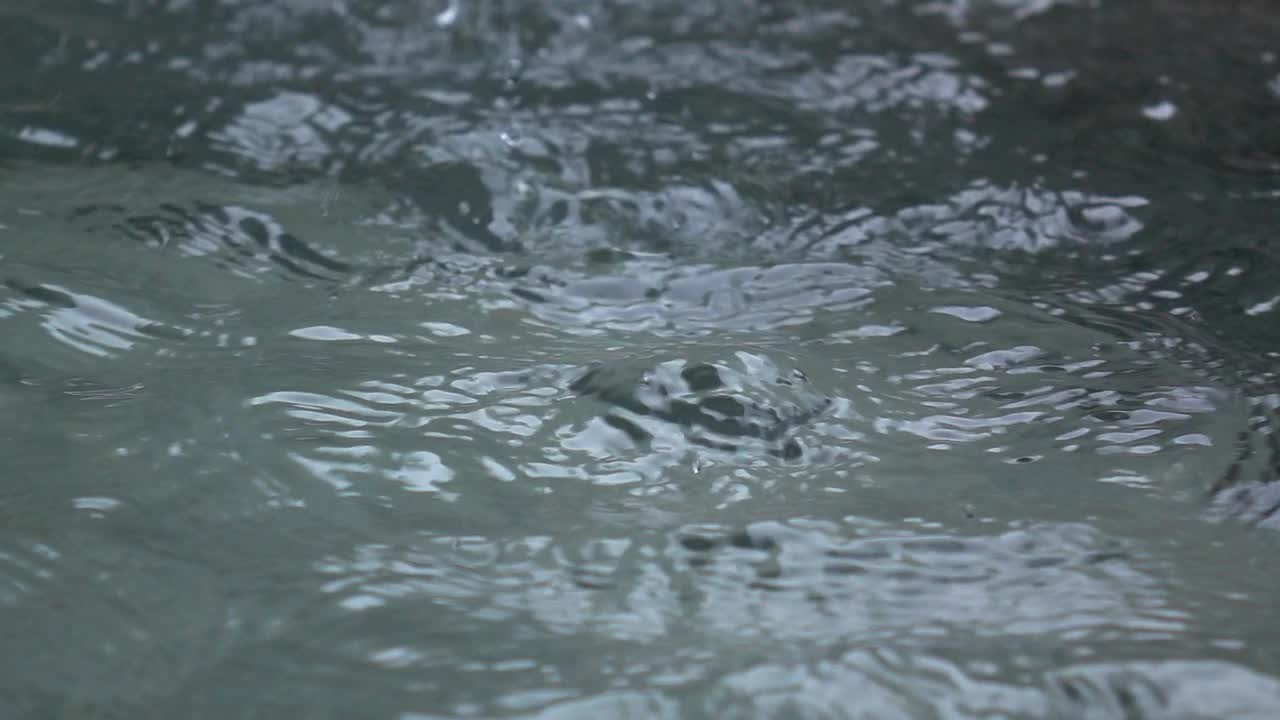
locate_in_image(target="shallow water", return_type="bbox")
[3,1,1280,717]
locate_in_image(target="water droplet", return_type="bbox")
[1141,100,1177,122]
[435,0,459,28]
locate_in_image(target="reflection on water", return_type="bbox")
[2,0,1280,717]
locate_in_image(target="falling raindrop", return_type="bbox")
[435,0,459,28]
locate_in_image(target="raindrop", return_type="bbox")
[435,0,459,28]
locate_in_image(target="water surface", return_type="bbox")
[3,1,1280,717]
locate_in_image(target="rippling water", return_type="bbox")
[3,1,1280,717]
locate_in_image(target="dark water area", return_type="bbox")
[2,1,1280,717]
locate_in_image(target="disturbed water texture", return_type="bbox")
[3,0,1280,717]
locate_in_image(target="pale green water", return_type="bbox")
[3,1,1280,718]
